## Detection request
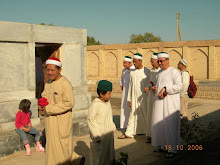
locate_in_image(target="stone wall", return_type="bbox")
[0,21,90,133]
[86,40,220,95]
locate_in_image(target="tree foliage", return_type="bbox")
[39,23,55,26]
[111,152,128,165]
[181,112,215,145]
[129,32,162,43]
[87,36,102,45]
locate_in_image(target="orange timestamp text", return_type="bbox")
[165,145,203,151]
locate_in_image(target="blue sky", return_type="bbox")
[0,0,219,44]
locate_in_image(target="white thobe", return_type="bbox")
[120,65,135,129]
[180,70,190,117]
[87,98,116,165]
[146,67,161,137]
[126,67,150,137]
[151,67,182,152]
[180,70,190,97]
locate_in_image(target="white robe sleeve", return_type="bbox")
[120,71,123,87]
[112,119,116,131]
[109,101,117,131]
[181,71,190,96]
[87,103,101,142]
[166,69,182,95]
[145,68,151,88]
[127,71,133,102]
[152,72,159,87]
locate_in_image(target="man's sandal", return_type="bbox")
[166,152,175,158]
[117,135,132,139]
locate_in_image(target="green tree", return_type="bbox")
[48,23,55,26]
[39,23,55,26]
[87,36,102,45]
[129,32,162,43]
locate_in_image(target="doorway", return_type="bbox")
[35,43,61,85]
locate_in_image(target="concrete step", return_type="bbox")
[198,80,220,87]
[0,118,89,157]
[0,123,44,157]
[195,86,220,99]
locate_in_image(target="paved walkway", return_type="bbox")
[0,95,220,165]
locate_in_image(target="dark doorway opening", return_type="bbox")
[35,43,61,87]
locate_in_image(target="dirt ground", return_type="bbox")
[0,93,219,165]
[92,92,220,165]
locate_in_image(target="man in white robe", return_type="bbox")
[120,56,135,129]
[118,53,150,138]
[144,53,160,143]
[151,52,182,157]
[177,59,190,118]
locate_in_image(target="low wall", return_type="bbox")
[86,40,220,99]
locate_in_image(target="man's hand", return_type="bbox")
[152,86,158,93]
[23,126,31,132]
[120,85,123,91]
[129,102,131,108]
[39,106,46,112]
[38,105,41,110]
[144,87,149,93]
[158,87,166,99]
[27,126,31,132]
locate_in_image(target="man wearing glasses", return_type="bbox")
[151,52,182,158]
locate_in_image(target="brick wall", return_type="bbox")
[86,40,220,97]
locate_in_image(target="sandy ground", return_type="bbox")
[0,92,220,165]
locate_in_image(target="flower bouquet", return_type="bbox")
[38,97,49,107]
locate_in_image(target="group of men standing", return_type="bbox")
[37,52,190,163]
[119,52,190,157]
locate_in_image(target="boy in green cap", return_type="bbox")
[87,80,116,165]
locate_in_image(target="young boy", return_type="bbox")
[87,80,116,165]
[15,99,45,156]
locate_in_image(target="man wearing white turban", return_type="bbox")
[178,58,190,118]
[151,52,182,157]
[120,56,135,129]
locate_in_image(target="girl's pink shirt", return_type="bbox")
[15,110,31,130]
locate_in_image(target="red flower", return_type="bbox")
[38,98,49,107]
[150,81,154,86]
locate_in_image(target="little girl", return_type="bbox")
[15,99,45,156]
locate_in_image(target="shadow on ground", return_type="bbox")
[88,94,220,165]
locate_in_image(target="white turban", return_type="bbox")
[151,53,158,59]
[158,52,169,58]
[123,56,132,62]
[180,58,188,66]
[133,53,143,60]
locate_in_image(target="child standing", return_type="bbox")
[15,99,45,156]
[87,80,116,165]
